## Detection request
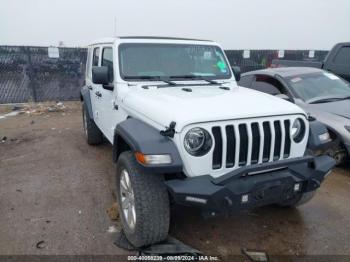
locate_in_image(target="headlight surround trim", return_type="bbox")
[292,118,306,143]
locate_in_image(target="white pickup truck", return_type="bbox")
[80,36,335,248]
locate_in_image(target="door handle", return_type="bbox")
[87,85,93,90]
[95,91,102,97]
[113,101,118,110]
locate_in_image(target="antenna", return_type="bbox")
[114,17,117,37]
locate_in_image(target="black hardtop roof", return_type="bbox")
[118,36,212,42]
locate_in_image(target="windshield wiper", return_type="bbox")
[339,96,350,100]
[124,75,177,86]
[309,96,350,104]
[169,75,220,84]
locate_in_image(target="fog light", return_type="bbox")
[319,132,331,143]
[325,170,332,178]
[185,196,207,204]
[294,183,301,192]
[242,194,249,203]
[135,152,172,165]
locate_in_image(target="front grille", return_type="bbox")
[212,119,292,170]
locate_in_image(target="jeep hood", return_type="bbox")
[123,85,306,131]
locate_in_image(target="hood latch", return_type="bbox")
[160,121,176,138]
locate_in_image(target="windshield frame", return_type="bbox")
[118,43,233,82]
[285,71,350,103]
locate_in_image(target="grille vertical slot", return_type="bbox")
[251,123,260,164]
[225,125,235,167]
[273,121,282,160]
[262,122,271,162]
[238,124,248,166]
[284,120,291,158]
[212,126,222,169]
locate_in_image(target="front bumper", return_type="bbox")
[165,155,335,214]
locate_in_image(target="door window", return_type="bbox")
[333,47,350,65]
[251,75,283,95]
[102,47,114,83]
[238,75,253,88]
[86,48,93,79]
[92,47,100,66]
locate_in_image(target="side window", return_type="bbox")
[86,48,92,79]
[238,75,253,88]
[250,75,282,95]
[92,47,100,66]
[102,47,114,83]
[333,47,350,65]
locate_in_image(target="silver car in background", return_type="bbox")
[239,67,350,164]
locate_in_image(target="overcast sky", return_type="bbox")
[1,0,349,50]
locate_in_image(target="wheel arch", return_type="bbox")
[80,86,93,119]
[113,134,132,162]
[112,118,183,174]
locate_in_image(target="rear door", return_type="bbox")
[87,46,101,120]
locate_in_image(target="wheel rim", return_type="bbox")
[120,169,136,230]
[83,109,88,137]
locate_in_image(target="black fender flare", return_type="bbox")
[80,86,93,119]
[308,120,338,151]
[113,118,183,174]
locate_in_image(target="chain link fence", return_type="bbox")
[0,46,328,104]
[0,46,86,104]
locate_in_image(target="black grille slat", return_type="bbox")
[273,121,282,160]
[262,122,271,162]
[251,123,260,164]
[212,119,292,170]
[284,120,291,158]
[212,127,222,169]
[225,125,236,167]
[238,124,248,166]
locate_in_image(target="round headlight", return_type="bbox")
[184,128,212,156]
[292,118,305,143]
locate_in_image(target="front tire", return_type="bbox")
[116,151,170,247]
[82,101,103,145]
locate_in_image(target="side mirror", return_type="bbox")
[275,93,294,103]
[231,66,241,82]
[92,66,109,85]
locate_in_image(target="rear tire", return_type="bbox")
[116,151,170,247]
[82,101,103,145]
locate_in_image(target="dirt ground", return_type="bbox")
[1,101,350,260]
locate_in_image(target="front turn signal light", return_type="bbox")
[135,152,172,165]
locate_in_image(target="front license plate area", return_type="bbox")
[252,184,284,204]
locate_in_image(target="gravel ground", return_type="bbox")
[0,102,350,260]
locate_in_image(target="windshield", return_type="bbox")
[286,72,350,103]
[119,43,231,81]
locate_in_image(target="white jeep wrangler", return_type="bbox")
[80,37,335,248]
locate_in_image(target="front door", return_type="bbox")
[94,45,118,142]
